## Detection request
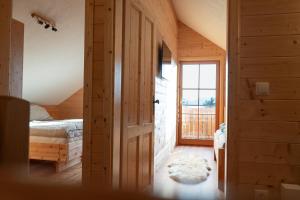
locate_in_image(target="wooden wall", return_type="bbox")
[0,0,12,95]
[10,19,24,98]
[0,1,24,98]
[59,89,83,119]
[139,0,178,57]
[44,89,83,119]
[178,22,226,125]
[178,22,225,59]
[228,0,300,199]
[83,0,122,188]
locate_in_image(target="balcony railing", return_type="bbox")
[181,107,216,140]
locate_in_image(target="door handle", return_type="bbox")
[153,99,160,104]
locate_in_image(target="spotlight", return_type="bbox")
[45,24,50,29]
[52,27,58,32]
[38,20,44,25]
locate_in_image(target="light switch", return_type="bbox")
[256,82,270,96]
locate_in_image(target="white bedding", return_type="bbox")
[214,130,226,149]
[30,119,83,139]
[30,135,82,144]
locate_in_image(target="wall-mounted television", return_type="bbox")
[158,41,172,79]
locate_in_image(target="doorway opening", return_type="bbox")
[12,0,85,185]
[154,60,225,200]
[153,25,226,200]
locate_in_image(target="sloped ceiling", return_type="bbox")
[13,0,84,105]
[172,0,227,50]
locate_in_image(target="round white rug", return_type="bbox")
[167,155,211,184]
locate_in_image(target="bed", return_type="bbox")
[29,105,83,172]
[214,123,226,191]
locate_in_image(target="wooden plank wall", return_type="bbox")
[139,0,178,58]
[59,89,83,119]
[44,89,83,119]
[0,0,12,95]
[228,0,300,199]
[178,22,226,125]
[83,0,122,188]
[10,19,24,98]
[0,1,23,98]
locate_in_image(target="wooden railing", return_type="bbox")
[181,107,216,139]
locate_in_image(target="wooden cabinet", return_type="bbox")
[0,96,29,176]
[10,19,24,98]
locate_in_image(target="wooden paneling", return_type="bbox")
[83,0,120,187]
[0,3,23,98]
[241,13,300,37]
[10,19,24,98]
[240,57,300,78]
[59,89,83,119]
[241,0,300,16]
[240,35,300,58]
[228,0,300,198]
[83,0,123,188]
[239,163,300,188]
[178,22,225,59]
[239,100,300,121]
[0,0,12,95]
[44,89,83,120]
[238,121,300,143]
[227,0,243,198]
[240,78,300,100]
[0,96,29,176]
[239,141,300,165]
[143,18,154,123]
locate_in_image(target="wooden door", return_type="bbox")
[121,0,155,191]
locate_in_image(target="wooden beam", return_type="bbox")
[226,0,239,199]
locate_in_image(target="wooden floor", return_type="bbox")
[154,146,224,200]
[30,160,82,185]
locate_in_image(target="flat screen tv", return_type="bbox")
[158,41,172,79]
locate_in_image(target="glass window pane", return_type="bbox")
[199,64,216,89]
[199,90,216,139]
[182,106,198,115]
[182,64,199,89]
[182,90,199,107]
[199,90,216,112]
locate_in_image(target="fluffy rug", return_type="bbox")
[168,155,211,184]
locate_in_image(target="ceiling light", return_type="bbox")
[52,27,58,32]
[31,13,57,32]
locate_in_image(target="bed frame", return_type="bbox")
[29,140,82,172]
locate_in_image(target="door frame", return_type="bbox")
[177,60,220,146]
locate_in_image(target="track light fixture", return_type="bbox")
[52,27,58,32]
[31,13,58,32]
[38,20,43,25]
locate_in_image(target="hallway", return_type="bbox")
[154,146,224,200]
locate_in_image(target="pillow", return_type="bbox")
[30,104,53,121]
